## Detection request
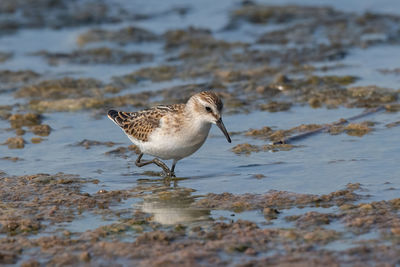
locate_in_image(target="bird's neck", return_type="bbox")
[183,103,211,140]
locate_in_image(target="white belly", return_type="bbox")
[131,122,211,160]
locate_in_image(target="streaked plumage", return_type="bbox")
[107,91,231,176]
[108,104,184,142]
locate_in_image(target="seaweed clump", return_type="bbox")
[13,77,126,112]
[77,26,159,46]
[35,47,154,65]
[113,65,179,86]
[329,121,374,137]
[0,70,40,84]
[3,137,25,149]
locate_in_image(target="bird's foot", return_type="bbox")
[163,170,176,178]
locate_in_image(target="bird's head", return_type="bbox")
[187,91,231,143]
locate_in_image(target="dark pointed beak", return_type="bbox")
[216,118,231,143]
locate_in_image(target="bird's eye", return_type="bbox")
[205,106,212,113]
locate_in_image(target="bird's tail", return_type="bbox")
[107,110,125,126]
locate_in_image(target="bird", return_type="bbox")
[107,91,231,177]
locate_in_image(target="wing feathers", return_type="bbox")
[107,104,184,142]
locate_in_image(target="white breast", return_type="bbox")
[138,117,211,160]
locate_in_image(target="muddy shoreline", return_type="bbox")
[1,172,399,266]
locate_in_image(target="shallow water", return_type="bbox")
[0,0,399,264]
[3,106,398,197]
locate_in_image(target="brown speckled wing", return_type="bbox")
[108,104,184,142]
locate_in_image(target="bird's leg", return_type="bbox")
[170,160,178,177]
[135,153,174,177]
[153,158,174,177]
[135,153,149,167]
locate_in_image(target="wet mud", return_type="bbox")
[1,174,399,266]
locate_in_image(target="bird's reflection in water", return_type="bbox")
[137,177,211,225]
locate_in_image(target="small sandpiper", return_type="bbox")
[107,91,231,177]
